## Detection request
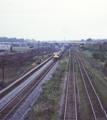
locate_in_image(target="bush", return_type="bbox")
[104,61,107,68]
[103,46,107,51]
[80,46,89,50]
[93,48,100,51]
[92,51,105,60]
[89,47,95,51]
[25,62,32,66]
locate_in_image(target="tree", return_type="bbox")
[92,51,105,60]
[81,39,85,42]
[86,38,92,42]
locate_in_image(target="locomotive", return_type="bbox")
[53,47,65,58]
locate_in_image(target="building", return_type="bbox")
[0,43,12,52]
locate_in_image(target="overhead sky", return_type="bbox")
[0,0,107,41]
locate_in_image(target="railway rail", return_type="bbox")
[0,48,67,120]
[0,58,57,120]
[76,54,107,120]
[84,66,107,93]
[63,51,78,120]
[0,56,53,98]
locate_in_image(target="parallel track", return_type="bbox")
[0,56,53,98]
[0,60,57,120]
[63,52,78,120]
[84,66,107,93]
[76,54,107,120]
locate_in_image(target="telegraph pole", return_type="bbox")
[47,42,48,54]
[38,41,39,57]
[46,42,47,53]
[0,60,5,81]
[2,61,4,80]
[42,42,43,56]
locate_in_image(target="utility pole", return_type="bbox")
[2,61,4,80]
[38,41,39,57]
[42,42,43,56]
[0,60,5,81]
[47,42,48,54]
[48,43,50,53]
[49,44,51,53]
[46,42,47,53]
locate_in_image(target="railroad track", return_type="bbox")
[84,66,107,93]
[63,52,78,120]
[0,58,58,120]
[0,56,53,98]
[76,54,107,120]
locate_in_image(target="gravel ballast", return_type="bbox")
[9,61,59,120]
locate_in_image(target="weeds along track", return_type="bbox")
[0,56,53,98]
[0,59,57,120]
[63,52,78,120]
[85,66,107,93]
[76,54,107,120]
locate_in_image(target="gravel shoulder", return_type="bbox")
[9,61,59,120]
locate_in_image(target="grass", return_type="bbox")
[82,50,92,58]
[5,54,50,84]
[91,77,107,107]
[75,58,90,120]
[5,62,33,84]
[93,59,105,67]
[76,48,79,52]
[78,77,90,120]
[29,51,69,120]
[82,59,107,107]
[13,46,34,53]
[82,50,105,68]
[82,59,107,80]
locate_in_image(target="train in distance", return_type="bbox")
[53,46,65,58]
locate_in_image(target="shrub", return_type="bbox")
[103,46,107,51]
[80,46,89,50]
[92,51,105,60]
[104,61,107,68]
[93,48,100,51]
[89,47,95,51]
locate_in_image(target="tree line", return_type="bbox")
[0,37,37,42]
[80,44,107,68]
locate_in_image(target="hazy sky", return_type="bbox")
[0,0,107,41]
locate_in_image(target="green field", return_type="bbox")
[82,50,105,67]
[13,46,34,53]
[82,50,92,58]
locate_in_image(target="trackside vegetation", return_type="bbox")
[5,55,49,84]
[29,51,69,120]
[82,59,107,107]
[80,45,107,69]
[75,58,90,120]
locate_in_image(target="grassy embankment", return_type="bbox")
[82,50,105,67]
[82,59,107,107]
[29,51,69,120]
[5,55,50,84]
